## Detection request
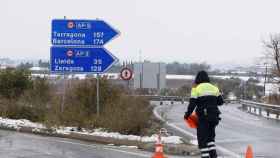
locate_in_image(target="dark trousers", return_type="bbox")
[197,118,218,158]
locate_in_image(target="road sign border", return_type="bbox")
[50,46,119,74]
[51,19,121,47]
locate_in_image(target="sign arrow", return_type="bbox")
[51,19,119,46]
[50,47,118,73]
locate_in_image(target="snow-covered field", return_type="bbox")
[32,73,255,82]
[0,117,183,144]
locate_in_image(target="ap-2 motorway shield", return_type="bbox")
[50,47,118,73]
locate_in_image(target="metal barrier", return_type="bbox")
[240,100,280,119]
[129,95,188,103]
[133,95,235,105]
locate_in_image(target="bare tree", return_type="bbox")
[263,34,280,83]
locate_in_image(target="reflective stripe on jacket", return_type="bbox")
[187,83,224,119]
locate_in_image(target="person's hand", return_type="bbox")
[184,112,189,120]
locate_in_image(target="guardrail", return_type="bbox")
[240,100,280,119]
[133,95,235,105]
[129,95,188,102]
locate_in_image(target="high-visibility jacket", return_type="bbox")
[186,82,224,120]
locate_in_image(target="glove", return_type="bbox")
[184,112,190,120]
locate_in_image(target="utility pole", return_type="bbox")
[264,63,268,97]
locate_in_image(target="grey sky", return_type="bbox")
[0,0,279,65]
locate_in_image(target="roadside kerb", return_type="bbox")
[0,121,196,156]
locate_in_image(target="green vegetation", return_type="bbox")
[0,69,153,135]
[0,68,32,100]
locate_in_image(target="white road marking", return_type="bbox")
[20,133,152,157]
[154,106,241,158]
[106,148,150,157]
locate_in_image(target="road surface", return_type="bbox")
[159,102,280,158]
[0,129,186,158]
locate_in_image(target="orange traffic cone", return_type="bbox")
[152,143,166,158]
[245,145,253,158]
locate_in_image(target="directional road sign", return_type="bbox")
[50,47,118,73]
[51,19,119,46]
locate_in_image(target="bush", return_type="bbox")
[0,73,154,135]
[266,94,280,105]
[6,105,42,122]
[98,95,152,135]
[43,78,153,135]
[0,68,32,100]
[22,77,51,106]
[16,77,52,122]
[0,71,52,122]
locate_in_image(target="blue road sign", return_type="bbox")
[51,19,119,46]
[50,47,118,73]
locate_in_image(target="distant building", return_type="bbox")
[133,62,166,89]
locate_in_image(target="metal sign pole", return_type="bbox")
[96,73,100,116]
[51,19,120,117]
[61,73,66,113]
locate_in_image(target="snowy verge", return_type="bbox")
[0,115,200,156]
[0,117,183,144]
[0,117,44,130]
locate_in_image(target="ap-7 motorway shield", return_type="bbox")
[50,47,118,73]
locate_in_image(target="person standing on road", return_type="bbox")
[184,70,224,158]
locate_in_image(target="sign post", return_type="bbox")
[51,19,119,116]
[96,74,100,116]
[120,67,133,89]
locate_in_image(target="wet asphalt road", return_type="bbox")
[162,102,280,158]
[0,129,189,158]
[0,130,153,158]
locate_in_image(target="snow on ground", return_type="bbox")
[119,145,138,149]
[32,73,254,82]
[0,117,45,129]
[190,139,198,146]
[55,126,77,135]
[166,74,251,81]
[0,117,183,144]
[76,129,183,144]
